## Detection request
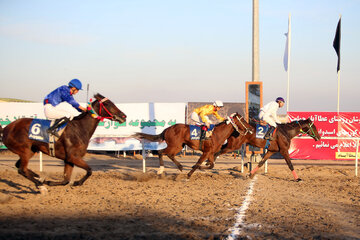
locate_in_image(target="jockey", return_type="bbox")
[190,101,225,140]
[258,97,285,140]
[44,79,87,137]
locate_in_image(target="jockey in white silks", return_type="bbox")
[258,97,285,140]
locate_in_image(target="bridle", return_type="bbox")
[297,120,319,140]
[87,97,115,121]
[228,114,253,135]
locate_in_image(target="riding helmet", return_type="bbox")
[68,79,83,90]
[275,97,285,103]
[213,100,224,107]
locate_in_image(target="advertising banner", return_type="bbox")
[288,112,360,160]
[0,102,186,151]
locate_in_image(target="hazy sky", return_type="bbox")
[0,0,359,113]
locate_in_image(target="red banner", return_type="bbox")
[288,112,360,160]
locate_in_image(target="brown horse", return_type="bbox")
[132,113,251,178]
[0,93,126,193]
[216,118,321,181]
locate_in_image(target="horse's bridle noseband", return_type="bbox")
[88,97,115,121]
[297,121,319,140]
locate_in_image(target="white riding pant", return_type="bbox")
[44,104,74,120]
[190,112,211,125]
[258,111,277,127]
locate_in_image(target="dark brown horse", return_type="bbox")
[0,93,126,193]
[133,113,250,178]
[216,118,321,181]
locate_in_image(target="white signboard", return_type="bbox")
[0,102,186,151]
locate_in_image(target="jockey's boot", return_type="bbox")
[264,126,275,140]
[47,117,69,138]
[200,125,208,141]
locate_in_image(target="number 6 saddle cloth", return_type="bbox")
[28,119,67,143]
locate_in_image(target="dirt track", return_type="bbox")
[0,151,359,239]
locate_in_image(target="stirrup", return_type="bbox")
[47,129,60,138]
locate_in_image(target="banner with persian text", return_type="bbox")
[0,102,186,151]
[288,112,360,160]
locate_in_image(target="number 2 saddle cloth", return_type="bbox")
[255,124,270,139]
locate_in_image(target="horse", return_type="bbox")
[0,93,126,193]
[215,118,321,181]
[132,113,250,178]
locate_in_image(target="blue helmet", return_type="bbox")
[276,97,285,103]
[68,79,82,90]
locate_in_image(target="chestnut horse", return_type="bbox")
[133,113,251,178]
[216,118,321,181]
[0,93,126,193]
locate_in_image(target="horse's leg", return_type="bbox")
[187,153,210,178]
[44,162,74,186]
[160,145,184,172]
[200,153,215,170]
[280,150,301,182]
[249,151,275,178]
[214,136,246,160]
[16,151,47,193]
[71,158,92,186]
[157,150,165,174]
[15,159,40,179]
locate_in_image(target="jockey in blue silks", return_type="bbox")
[43,79,86,137]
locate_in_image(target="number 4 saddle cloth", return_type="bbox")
[28,119,67,143]
[189,124,215,140]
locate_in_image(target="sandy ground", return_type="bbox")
[0,151,359,240]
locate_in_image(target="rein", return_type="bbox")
[87,97,114,121]
[227,114,253,135]
[227,116,240,133]
[235,115,253,134]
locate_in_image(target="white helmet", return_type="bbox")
[213,100,224,107]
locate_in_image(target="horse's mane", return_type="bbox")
[73,112,88,121]
[72,93,105,121]
[277,119,309,131]
[94,93,105,101]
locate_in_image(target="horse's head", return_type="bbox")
[90,93,127,123]
[228,112,253,135]
[298,118,321,141]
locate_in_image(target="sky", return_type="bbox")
[0,0,359,114]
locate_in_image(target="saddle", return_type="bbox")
[189,124,215,140]
[28,119,67,143]
[28,119,68,157]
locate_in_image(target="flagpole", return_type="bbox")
[286,13,291,112]
[333,14,341,113]
[337,14,341,114]
[337,70,340,113]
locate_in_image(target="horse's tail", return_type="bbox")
[131,131,165,142]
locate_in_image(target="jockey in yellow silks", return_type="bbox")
[190,101,225,128]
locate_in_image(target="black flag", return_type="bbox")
[333,17,341,72]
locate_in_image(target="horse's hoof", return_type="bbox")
[157,166,165,175]
[38,185,48,195]
[72,181,82,186]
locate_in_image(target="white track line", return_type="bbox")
[225,175,257,240]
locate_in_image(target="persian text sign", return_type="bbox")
[288,112,360,160]
[0,102,186,151]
